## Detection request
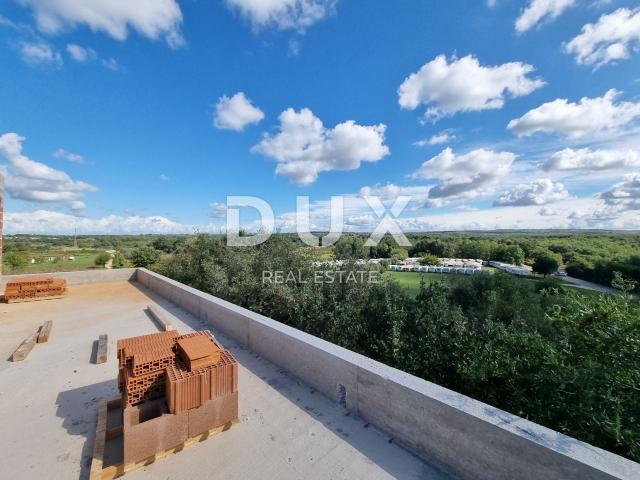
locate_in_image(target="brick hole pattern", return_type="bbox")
[4,277,66,300]
[166,350,238,414]
[123,367,166,406]
[117,331,179,369]
[116,329,237,411]
[117,331,180,406]
[132,350,175,377]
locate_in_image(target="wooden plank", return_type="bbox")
[106,398,122,410]
[106,425,123,441]
[89,400,108,480]
[37,320,53,343]
[5,295,65,304]
[146,305,175,331]
[12,331,38,361]
[96,334,108,364]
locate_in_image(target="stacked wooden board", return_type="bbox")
[3,276,66,303]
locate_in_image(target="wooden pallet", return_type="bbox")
[89,397,236,480]
[3,295,65,304]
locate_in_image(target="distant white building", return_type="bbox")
[388,264,487,275]
[489,261,530,276]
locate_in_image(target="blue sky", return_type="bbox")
[1,0,639,234]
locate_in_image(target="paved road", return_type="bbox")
[562,276,619,295]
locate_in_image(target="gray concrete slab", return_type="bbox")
[0,281,451,480]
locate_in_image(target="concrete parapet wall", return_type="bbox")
[135,268,639,480]
[0,268,137,289]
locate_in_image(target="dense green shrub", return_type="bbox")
[128,246,161,268]
[94,252,111,267]
[158,234,640,461]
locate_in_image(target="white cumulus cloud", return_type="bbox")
[5,210,205,234]
[414,131,455,147]
[507,89,640,138]
[515,0,575,33]
[494,178,569,206]
[210,202,227,218]
[53,148,92,164]
[224,0,336,31]
[0,133,97,210]
[18,40,62,67]
[398,54,545,122]
[599,173,640,210]
[66,43,96,62]
[413,147,516,207]
[252,108,389,186]
[17,0,184,48]
[543,147,640,171]
[214,92,265,131]
[565,8,640,67]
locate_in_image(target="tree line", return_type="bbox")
[156,234,640,462]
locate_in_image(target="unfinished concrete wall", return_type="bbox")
[135,268,639,480]
[0,268,137,289]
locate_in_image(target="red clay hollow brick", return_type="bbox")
[175,331,222,371]
[123,367,166,406]
[187,391,238,438]
[4,276,66,301]
[166,350,238,414]
[131,347,176,376]
[123,397,188,466]
[117,330,179,370]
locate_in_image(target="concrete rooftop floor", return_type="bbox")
[0,281,452,480]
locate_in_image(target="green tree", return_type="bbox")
[112,252,128,268]
[390,246,408,261]
[566,257,593,279]
[497,244,525,265]
[532,251,560,276]
[333,236,368,260]
[369,235,395,258]
[611,271,637,294]
[152,236,181,253]
[94,252,111,267]
[128,246,161,268]
[418,254,441,266]
[399,281,468,386]
[5,251,28,272]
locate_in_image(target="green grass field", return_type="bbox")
[386,271,449,297]
[386,270,583,298]
[4,251,103,274]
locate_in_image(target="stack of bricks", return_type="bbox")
[117,330,180,406]
[3,276,66,302]
[117,329,239,466]
[117,330,239,409]
[166,331,238,414]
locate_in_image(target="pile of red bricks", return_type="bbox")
[4,276,66,302]
[167,331,238,413]
[117,330,179,406]
[116,329,239,466]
